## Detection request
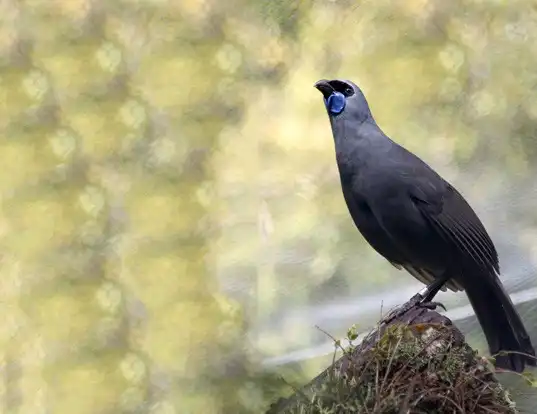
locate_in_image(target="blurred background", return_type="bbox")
[1,0,537,412]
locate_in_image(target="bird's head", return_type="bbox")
[314,79,372,124]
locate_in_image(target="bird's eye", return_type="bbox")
[326,92,346,115]
[344,87,354,96]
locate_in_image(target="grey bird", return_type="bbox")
[314,78,536,372]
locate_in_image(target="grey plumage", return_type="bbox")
[315,78,536,372]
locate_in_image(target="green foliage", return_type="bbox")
[346,324,359,342]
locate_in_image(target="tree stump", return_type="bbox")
[267,294,517,414]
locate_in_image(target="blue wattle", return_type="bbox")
[326,92,346,115]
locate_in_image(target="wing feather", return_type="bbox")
[413,184,499,275]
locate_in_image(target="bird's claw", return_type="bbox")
[417,300,446,312]
[383,294,447,325]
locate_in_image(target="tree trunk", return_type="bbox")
[267,294,517,414]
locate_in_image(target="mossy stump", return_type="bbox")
[268,296,517,414]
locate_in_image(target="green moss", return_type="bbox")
[274,324,517,414]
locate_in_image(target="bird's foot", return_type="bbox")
[416,282,447,311]
[383,293,423,324]
[383,293,447,325]
[417,300,446,312]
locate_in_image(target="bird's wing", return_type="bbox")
[409,179,499,275]
[341,177,451,290]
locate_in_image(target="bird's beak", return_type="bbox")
[314,79,334,99]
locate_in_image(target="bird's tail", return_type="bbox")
[465,274,536,372]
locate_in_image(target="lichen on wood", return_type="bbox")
[268,296,518,414]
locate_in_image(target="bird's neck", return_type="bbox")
[333,118,393,173]
[333,117,388,149]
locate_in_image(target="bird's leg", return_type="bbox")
[383,275,450,324]
[416,275,450,311]
[418,278,445,302]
